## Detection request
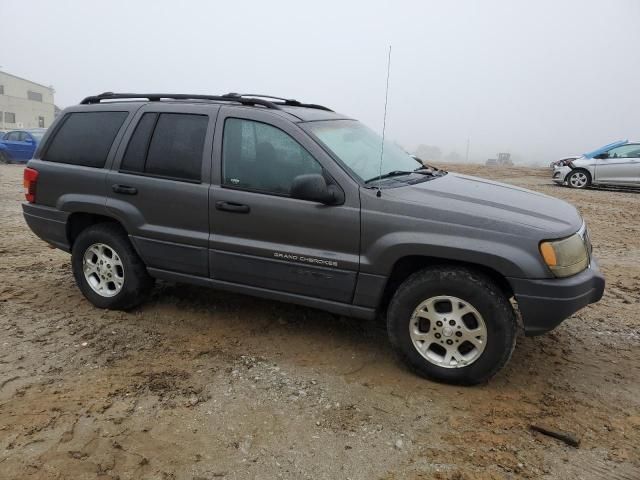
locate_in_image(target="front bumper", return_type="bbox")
[552,166,571,184]
[507,257,605,336]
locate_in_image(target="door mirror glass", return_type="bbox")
[594,153,609,159]
[290,174,344,205]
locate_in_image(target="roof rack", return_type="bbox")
[225,93,333,112]
[79,92,333,111]
[79,92,281,109]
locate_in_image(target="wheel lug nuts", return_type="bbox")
[449,320,456,326]
[455,331,462,337]
[435,333,441,339]
[436,321,443,327]
[446,339,453,345]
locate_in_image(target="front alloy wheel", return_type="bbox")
[409,296,487,368]
[386,267,517,385]
[567,170,590,189]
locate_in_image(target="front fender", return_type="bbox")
[360,231,549,279]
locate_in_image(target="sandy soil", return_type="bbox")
[1,163,638,480]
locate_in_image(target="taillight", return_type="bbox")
[23,167,39,203]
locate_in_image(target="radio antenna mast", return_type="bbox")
[376,45,392,197]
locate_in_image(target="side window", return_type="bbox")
[222,118,322,195]
[43,111,128,168]
[5,132,19,141]
[121,113,207,182]
[606,145,640,158]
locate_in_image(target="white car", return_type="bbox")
[552,140,640,188]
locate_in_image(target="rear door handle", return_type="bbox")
[112,184,138,195]
[215,201,250,213]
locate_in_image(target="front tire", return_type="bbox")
[567,169,591,189]
[387,267,517,385]
[71,223,154,310]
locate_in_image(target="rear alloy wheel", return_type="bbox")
[387,267,517,385]
[82,243,125,297]
[567,169,591,189]
[72,223,154,310]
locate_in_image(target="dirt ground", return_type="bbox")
[1,163,638,480]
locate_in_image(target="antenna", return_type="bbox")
[376,45,392,197]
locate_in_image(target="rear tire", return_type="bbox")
[387,266,517,385]
[71,223,154,310]
[0,152,10,164]
[566,169,591,189]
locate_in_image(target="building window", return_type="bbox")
[0,85,4,95]
[5,112,16,123]
[27,90,43,102]
[39,116,45,128]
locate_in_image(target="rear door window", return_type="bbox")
[43,111,128,168]
[120,113,208,182]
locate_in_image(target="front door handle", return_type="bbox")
[112,184,138,195]
[215,201,250,213]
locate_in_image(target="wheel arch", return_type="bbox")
[378,255,515,313]
[566,167,592,186]
[66,212,127,249]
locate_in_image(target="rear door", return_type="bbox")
[595,144,640,184]
[208,107,361,303]
[106,103,217,277]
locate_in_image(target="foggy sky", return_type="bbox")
[3,0,640,164]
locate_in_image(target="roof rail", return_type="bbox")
[224,93,333,112]
[79,92,282,109]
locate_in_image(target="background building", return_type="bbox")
[0,70,55,130]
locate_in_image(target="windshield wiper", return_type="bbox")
[364,170,415,183]
[414,166,447,176]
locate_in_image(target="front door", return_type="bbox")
[209,107,360,303]
[595,143,640,185]
[3,131,31,161]
[106,103,217,277]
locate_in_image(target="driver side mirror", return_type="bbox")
[290,174,344,205]
[594,152,609,159]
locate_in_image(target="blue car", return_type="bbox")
[0,128,47,164]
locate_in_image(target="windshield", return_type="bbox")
[305,120,422,183]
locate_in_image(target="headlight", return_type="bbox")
[539,225,590,277]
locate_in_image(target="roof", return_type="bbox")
[0,70,54,92]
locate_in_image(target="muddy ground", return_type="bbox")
[0,163,638,480]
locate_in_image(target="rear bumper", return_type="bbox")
[22,203,70,251]
[508,257,605,336]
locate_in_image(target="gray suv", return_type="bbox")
[22,92,605,385]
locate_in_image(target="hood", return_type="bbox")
[583,139,627,159]
[384,173,582,238]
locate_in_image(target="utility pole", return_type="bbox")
[465,137,470,163]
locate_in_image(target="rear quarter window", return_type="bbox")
[43,111,128,168]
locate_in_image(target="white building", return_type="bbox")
[0,70,56,130]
